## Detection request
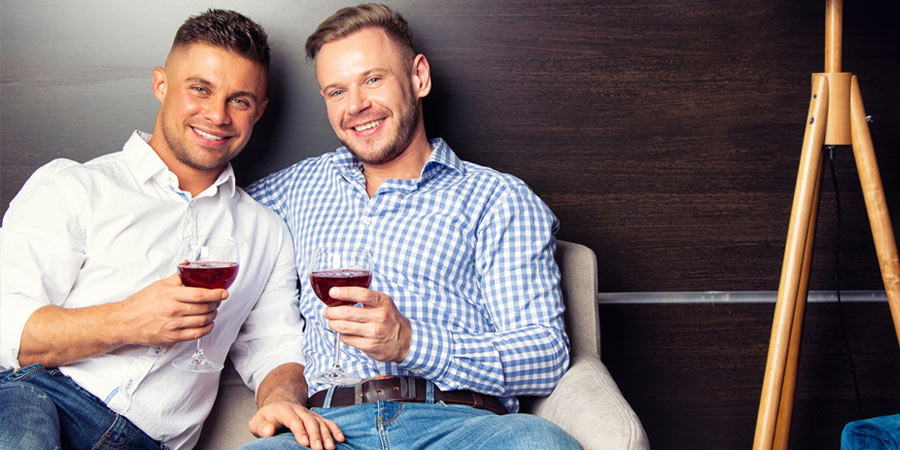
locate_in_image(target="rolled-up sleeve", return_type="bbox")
[228,219,305,394]
[0,160,86,369]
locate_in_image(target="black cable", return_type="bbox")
[827,145,863,418]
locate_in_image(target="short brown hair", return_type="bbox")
[173,9,270,72]
[305,3,414,62]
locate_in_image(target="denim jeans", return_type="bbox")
[238,392,582,450]
[841,414,900,450]
[0,364,166,450]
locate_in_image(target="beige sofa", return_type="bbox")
[196,240,650,450]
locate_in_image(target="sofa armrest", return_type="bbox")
[522,354,650,450]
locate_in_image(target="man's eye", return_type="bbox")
[366,77,381,84]
[231,98,251,108]
[329,89,344,97]
[192,87,209,94]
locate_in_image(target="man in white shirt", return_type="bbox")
[0,9,325,450]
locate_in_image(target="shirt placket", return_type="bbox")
[106,355,155,411]
[359,193,380,279]
[106,176,195,409]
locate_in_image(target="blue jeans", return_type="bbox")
[0,364,166,450]
[841,414,900,450]
[238,396,582,450]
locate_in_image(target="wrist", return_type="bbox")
[100,300,133,348]
[394,317,412,362]
[256,363,308,408]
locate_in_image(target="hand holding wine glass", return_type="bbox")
[172,235,239,373]
[309,246,372,385]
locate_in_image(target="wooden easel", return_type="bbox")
[752,1,900,449]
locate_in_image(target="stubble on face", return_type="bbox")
[340,81,420,166]
[158,108,238,172]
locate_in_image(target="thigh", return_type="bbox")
[238,432,313,450]
[461,411,583,450]
[388,403,583,450]
[238,404,381,450]
[2,365,164,450]
[0,373,62,450]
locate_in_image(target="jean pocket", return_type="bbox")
[95,414,163,449]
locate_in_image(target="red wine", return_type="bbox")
[178,261,239,289]
[310,269,372,306]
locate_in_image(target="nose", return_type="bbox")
[203,97,231,125]
[347,86,371,116]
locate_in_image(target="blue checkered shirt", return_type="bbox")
[246,138,569,412]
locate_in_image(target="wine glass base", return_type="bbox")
[312,370,362,386]
[172,357,223,373]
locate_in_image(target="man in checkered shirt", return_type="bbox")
[240,4,581,450]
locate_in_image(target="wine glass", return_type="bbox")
[309,246,372,385]
[172,236,239,373]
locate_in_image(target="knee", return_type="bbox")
[0,381,58,416]
[0,382,60,448]
[842,414,900,450]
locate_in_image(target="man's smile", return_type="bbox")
[192,126,233,145]
[351,119,384,133]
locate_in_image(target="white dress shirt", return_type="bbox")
[0,131,305,449]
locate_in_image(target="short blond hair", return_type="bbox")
[305,3,414,63]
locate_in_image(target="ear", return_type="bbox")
[411,54,431,99]
[151,66,167,102]
[253,97,269,123]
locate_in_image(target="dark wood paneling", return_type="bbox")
[600,301,900,449]
[2,1,898,292]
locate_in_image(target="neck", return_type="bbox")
[147,135,222,198]
[361,128,432,197]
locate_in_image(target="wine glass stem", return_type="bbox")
[195,338,204,358]
[332,332,342,369]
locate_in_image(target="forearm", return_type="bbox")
[256,363,308,409]
[404,322,569,396]
[17,303,127,367]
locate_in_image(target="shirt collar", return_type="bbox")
[422,138,465,177]
[331,137,465,183]
[123,130,237,198]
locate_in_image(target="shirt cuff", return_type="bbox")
[0,293,46,369]
[399,319,452,381]
[230,333,306,393]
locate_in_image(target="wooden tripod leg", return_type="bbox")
[773,152,824,450]
[754,75,830,450]
[849,75,900,346]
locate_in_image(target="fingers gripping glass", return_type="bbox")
[172,236,239,373]
[309,247,372,385]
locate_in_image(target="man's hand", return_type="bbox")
[17,273,228,367]
[252,363,344,450]
[324,287,411,363]
[248,401,344,450]
[121,272,228,346]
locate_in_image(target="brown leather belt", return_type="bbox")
[308,376,508,415]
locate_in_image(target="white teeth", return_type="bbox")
[194,128,225,141]
[354,120,382,131]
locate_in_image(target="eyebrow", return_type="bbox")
[321,68,388,93]
[185,76,259,102]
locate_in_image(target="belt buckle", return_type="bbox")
[353,379,366,405]
[353,376,416,404]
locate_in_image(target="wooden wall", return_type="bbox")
[601,299,900,449]
[2,0,898,293]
